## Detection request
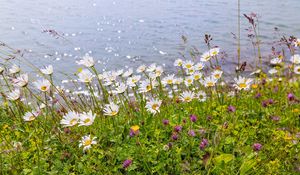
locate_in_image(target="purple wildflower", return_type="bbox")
[171,133,178,141]
[188,130,196,137]
[174,125,182,132]
[190,114,197,122]
[123,159,132,169]
[199,138,209,150]
[227,105,236,113]
[252,143,262,151]
[288,93,295,101]
[255,92,262,99]
[162,119,169,126]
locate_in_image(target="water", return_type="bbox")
[0,0,299,75]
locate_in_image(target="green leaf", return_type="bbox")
[214,154,234,165]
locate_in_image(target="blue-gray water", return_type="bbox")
[0,0,299,74]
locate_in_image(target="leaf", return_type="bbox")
[214,154,234,165]
[239,159,257,175]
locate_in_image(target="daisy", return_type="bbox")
[79,135,97,152]
[270,57,282,65]
[233,76,253,90]
[76,55,95,67]
[193,72,202,80]
[127,75,141,87]
[155,66,163,77]
[9,64,20,74]
[60,111,80,127]
[294,65,300,74]
[182,60,194,70]
[114,69,124,77]
[122,68,133,78]
[7,89,21,101]
[145,98,162,114]
[174,77,183,85]
[195,62,205,70]
[180,91,195,102]
[201,51,211,62]
[40,65,53,75]
[212,69,223,79]
[185,67,195,75]
[34,79,51,92]
[184,76,194,86]
[146,63,157,72]
[78,69,93,83]
[162,74,175,86]
[174,59,183,67]
[23,110,39,122]
[12,74,28,87]
[103,102,119,116]
[209,48,220,56]
[294,38,300,47]
[197,91,207,102]
[79,110,96,126]
[268,68,278,75]
[136,64,146,73]
[201,76,218,87]
[139,79,157,93]
[290,54,300,64]
[114,83,127,94]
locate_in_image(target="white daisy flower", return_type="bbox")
[270,57,282,65]
[174,59,183,67]
[136,65,146,73]
[127,75,141,87]
[212,69,223,79]
[122,68,133,78]
[233,76,252,90]
[79,135,97,152]
[34,79,51,92]
[268,68,278,75]
[294,65,300,74]
[195,62,205,70]
[209,48,220,56]
[76,55,95,67]
[182,60,194,70]
[12,74,28,87]
[201,51,211,62]
[78,69,93,83]
[185,67,195,75]
[155,66,163,77]
[290,54,300,64]
[103,102,119,116]
[139,79,157,93]
[146,63,157,72]
[9,64,20,74]
[23,110,39,122]
[197,91,207,102]
[201,76,218,87]
[184,76,194,86]
[114,83,127,94]
[114,69,124,77]
[162,74,175,86]
[193,72,203,80]
[294,38,300,47]
[7,89,21,101]
[60,111,80,127]
[79,110,96,126]
[145,98,162,114]
[180,91,195,102]
[40,65,53,75]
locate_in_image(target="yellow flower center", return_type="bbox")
[84,118,91,124]
[167,80,173,84]
[187,79,192,83]
[184,97,191,102]
[70,119,77,125]
[212,51,218,55]
[110,111,117,116]
[214,74,220,79]
[41,86,47,91]
[186,64,192,69]
[194,75,200,80]
[146,85,152,91]
[29,116,35,121]
[238,83,247,88]
[83,139,92,146]
[207,82,214,87]
[251,84,258,89]
[152,104,159,110]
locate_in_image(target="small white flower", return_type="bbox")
[290,54,300,64]
[60,111,80,127]
[294,38,300,47]
[23,110,39,122]
[201,51,211,62]
[122,68,133,78]
[9,64,20,74]
[103,102,119,116]
[146,63,157,72]
[136,65,146,73]
[174,59,183,67]
[127,75,141,87]
[12,74,28,87]
[79,135,97,152]
[182,60,194,70]
[197,91,207,102]
[180,91,195,102]
[114,83,127,94]
[79,110,96,126]
[209,48,220,56]
[294,65,300,74]
[40,65,53,75]
[145,98,162,114]
[76,55,95,67]
[270,57,282,65]
[114,69,124,76]
[250,69,261,76]
[201,76,218,87]
[195,62,205,70]
[184,76,194,86]
[7,89,21,101]
[233,76,252,90]
[34,79,51,92]
[162,74,175,86]
[212,69,223,79]
[78,69,93,83]
[268,68,278,75]
[193,72,203,80]
[155,66,163,77]
[139,79,157,93]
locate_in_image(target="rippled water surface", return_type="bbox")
[0,0,299,74]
